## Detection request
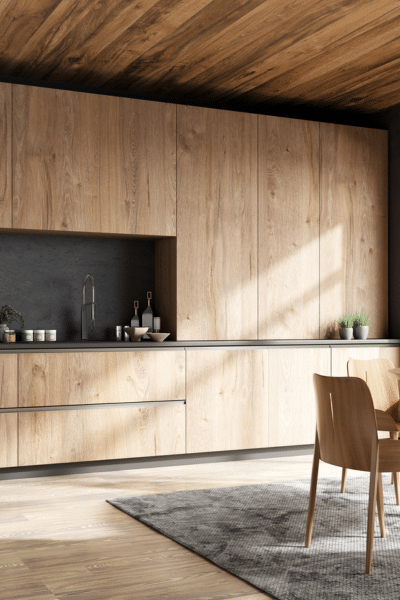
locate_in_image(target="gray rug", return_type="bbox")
[107,475,400,599]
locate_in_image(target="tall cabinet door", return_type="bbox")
[99,97,176,236]
[13,85,101,232]
[320,124,388,339]
[0,354,18,467]
[258,116,320,339]
[0,82,11,228]
[177,105,258,340]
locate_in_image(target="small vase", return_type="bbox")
[339,327,353,340]
[0,323,9,342]
[354,325,369,340]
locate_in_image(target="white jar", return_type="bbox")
[22,329,34,342]
[45,330,57,342]
[33,329,45,342]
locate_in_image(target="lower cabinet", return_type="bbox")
[268,348,330,447]
[1,414,18,467]
[186,349,269,453]
[19,404,185,466]
[331,346,400,376]
[0,354,18,466]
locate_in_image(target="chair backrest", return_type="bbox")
[347,358,399,420]
[313,374,378,471]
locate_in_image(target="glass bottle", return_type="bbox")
[141,291,153,338]
[130,301,140,327]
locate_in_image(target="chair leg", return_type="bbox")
[305,432,320,548]
[377,473,385,538]
[390,432,399,502]
[341,467,347,493]
[366,452,379,574]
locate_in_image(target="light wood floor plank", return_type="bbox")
[0,454,347,599]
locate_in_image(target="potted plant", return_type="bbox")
[0,305,24,341]
[336,313,354,340]
[352,312,370,340]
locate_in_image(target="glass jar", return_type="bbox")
[33,329,45,342]
[22,330,34,342]
[45,330,57,341]
[3,330,16,343]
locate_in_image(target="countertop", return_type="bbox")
[1,339,400,352]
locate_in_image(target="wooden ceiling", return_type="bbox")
[0,0,399,113]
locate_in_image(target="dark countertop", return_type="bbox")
[1,339,399,352]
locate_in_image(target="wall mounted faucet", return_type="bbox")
[82,274,95,340]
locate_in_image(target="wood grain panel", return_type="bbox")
[177,105,258,341]
[19,351,185,407]
[0,1,398,113]
[258,116,320,339]
[0,354,18,408]
[0,413,17,467]
[320,124,388,339]
[155,237,177,340]
[13,84,101,232]
[99,96,176,236]
[331,346,400,377]
[268,348,330,447]
[0,82,11,228]
[18,404,185,465]
[186,349,268,453]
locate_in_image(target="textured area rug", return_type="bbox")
[107,476,400,599]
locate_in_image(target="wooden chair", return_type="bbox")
[306,374,400,574]
[340,358,400,503]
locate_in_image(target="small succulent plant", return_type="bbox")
[336,313,355,329]
[353,311,370,327]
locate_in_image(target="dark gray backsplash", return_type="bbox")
[0,232,155,341]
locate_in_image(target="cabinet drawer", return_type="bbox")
[0,354,18,408]
[19,351,185,407]
[0,413,17,467]
[19,404,185,465]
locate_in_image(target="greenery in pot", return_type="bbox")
[336,313,355,329]
[352,311,371,328]
[0,305,24,329]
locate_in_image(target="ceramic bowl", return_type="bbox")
[148,332,170,342]
[125,327,148,342]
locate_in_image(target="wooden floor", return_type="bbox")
[0,453,346,600]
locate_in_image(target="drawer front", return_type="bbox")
[0,413,18,467]
[19,351,185,407]
[0,354,18,408]
[19,404,185,465]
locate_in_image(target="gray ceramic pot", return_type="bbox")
[354,325,369,340]
[339,327,353,340]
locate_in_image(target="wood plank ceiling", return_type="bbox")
[0,0,399,113]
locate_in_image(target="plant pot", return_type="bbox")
[339,327,353,340]
[354,325,369,340]
[0,323,9,342]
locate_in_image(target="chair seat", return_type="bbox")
[375,409,400,432]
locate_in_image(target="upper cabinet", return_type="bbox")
[13,85,101,232]
[0,83,11,228]
[177,105,258,340]
[319,124,388,339]
[99,96,176,236]
[258,116,320,339]
[11,85,176,236]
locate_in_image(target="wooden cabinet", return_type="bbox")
[19,351,185,407]
[0,354,18,467]
[0,82,11,228]
[0,354,18,407]
[19,404,185,466]
[11,85,176,236]
[13,85,101,232]
[258,116,320,339]
[331,346,400,376]
[186,349,268,453]
[99,97,176,236]
[320,124,388,339]
[177,105,258,341]
[268,348,330,447]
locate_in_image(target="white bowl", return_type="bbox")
[148,332,170,342]
[125,327,148,342]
